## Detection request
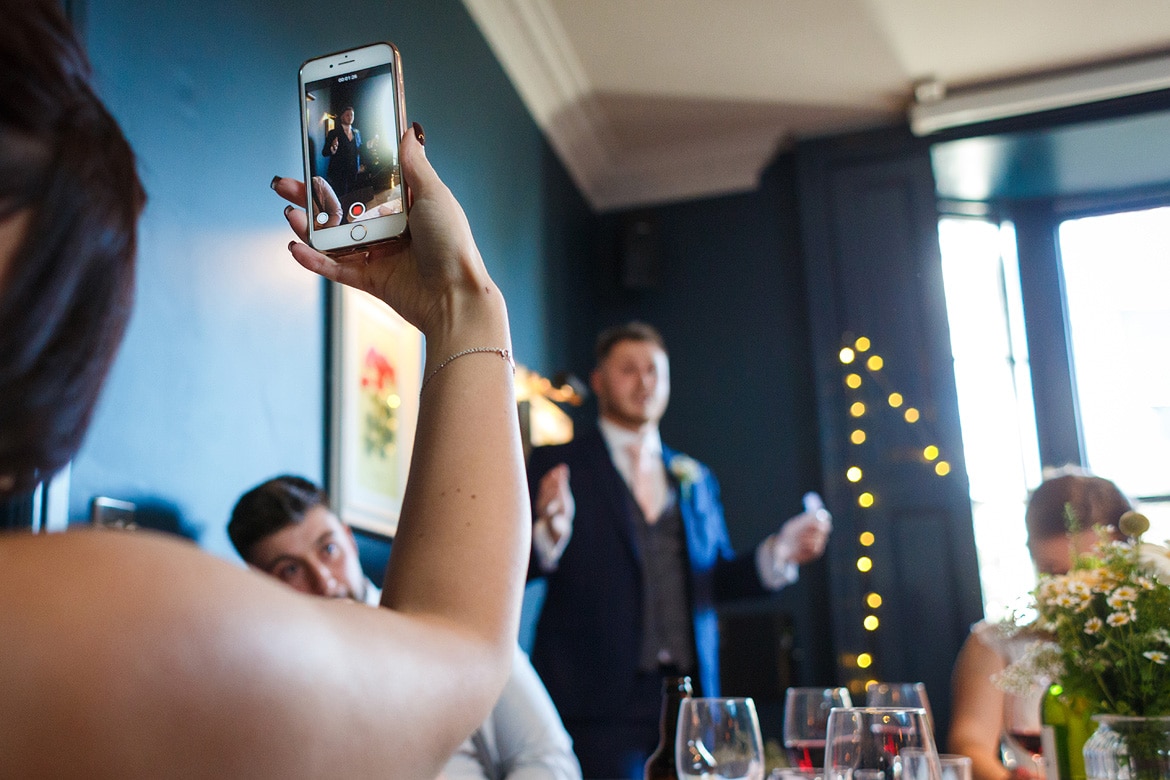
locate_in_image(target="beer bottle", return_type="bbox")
[644,676,693,780]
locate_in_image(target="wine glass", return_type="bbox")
[783,687,853,770]
[864,682,934,732]
[824,706,940,780]
[903,749,971,780]
[676,697,765,780]
[1000,689,1045,779]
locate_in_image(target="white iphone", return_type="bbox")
[299,42,408,254]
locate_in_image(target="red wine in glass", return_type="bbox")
[785,740,826,770]
[1010,732,1043,756]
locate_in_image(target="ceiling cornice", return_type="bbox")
[462,0,780,211]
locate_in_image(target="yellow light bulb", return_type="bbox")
[904,407,920,423]
[887,392,903,408]
[857,653,873,669]
[935,460,952,476]
[846,466,863,483]
[923,445,939,461]
[851,429,867,445]
[855,337,871,352]
[856,556,873,572]
[863,615,880,631]
[845,373,862,389]
[866,355,884,371]
[850,402,866,418]
[866,592,882,608]
[859,531,874,547]
[858,492,875,508]
[839,347,856,364]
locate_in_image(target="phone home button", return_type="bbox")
[350,224,367,242]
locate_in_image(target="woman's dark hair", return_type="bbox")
[0,1,145,496]
[1025,467,1132,542]
[594,321,668,364]
[228,476,330,563]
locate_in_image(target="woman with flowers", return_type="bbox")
[948,470,1131,780]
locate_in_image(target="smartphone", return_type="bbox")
[299,42,408,254]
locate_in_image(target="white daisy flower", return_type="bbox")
[1107,587,1139,609]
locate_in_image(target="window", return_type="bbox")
[1059,207,1170,532]
[940,205,1170,621]
[938,217,1041,621]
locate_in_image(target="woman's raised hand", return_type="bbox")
[272,123,497,346]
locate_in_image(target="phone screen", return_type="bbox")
[304,62,404,230]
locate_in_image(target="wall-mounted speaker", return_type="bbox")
[619,211,660,290]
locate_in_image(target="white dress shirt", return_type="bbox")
[366,583,581,779]
[598,418,668,521]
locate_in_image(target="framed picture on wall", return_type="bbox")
[329,283,422,537]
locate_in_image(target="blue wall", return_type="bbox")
[73,0,593,558]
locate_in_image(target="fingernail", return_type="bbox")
[283,204,294,216]
[287,241,296,251]
[270,175,281,190]
[412,122,425,147]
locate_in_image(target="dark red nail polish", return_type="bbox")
[412,122,425,147]
[270,175,281,190]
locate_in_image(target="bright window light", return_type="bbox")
[1059,208,1170,533]
[938,217,1041,621]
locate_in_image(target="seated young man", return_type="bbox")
[229,475,582,780]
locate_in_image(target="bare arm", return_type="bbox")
[0,129,528,779]
[948,631,1012,780]
[0,530,518,778]
[283,127,531,767]
[287,128,529,658]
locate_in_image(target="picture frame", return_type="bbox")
[329,283,422,537]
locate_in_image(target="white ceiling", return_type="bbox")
[462,0,1170,211]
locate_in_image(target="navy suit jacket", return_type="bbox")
[527,429,765,720]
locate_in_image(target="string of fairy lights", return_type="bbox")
[837,334,952,695]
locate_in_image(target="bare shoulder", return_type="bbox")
[954,624,1009,676]
[0,530,495,778]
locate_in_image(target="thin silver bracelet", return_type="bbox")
[420,346,514,394]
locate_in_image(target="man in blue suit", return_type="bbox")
[528,322,832,779]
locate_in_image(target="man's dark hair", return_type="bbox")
[0,0,145,496]
[1025,467,1132,542]
[593,321,667,365]
[229,475,330,563]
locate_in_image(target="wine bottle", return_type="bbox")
[644,676,693,780]
[1039,684,1094,780]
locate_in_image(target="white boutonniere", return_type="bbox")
[669,454,702,499]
